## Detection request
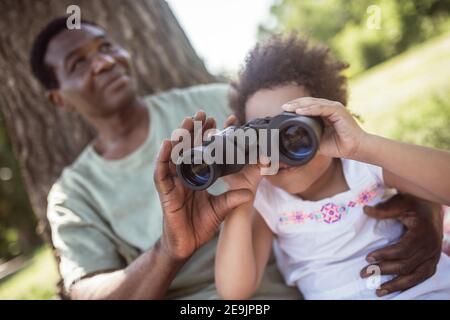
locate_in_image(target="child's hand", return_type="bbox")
[282,97,368,159]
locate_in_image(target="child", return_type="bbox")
[215,35,450,300]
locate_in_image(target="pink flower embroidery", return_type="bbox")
[358,189,376,205]
[320,203,342,224]
[347,200,357,208]
[294,212,305,223]
[278,184,380,225]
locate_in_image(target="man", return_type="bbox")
[30,18,444,299]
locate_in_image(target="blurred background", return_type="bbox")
[0,0,449,299]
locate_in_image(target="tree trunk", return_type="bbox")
[0,0,215,297]
[0,0,215,237]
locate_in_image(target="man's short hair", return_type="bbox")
[30,17,99,90]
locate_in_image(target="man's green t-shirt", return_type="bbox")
[47,83,300,299]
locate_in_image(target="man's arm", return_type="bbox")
[70,239,187,300]
[60,111,252,299]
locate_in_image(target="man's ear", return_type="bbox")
[46,90,74,112]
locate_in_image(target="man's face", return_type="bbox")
[45,24,136,118]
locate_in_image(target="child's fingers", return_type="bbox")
[282,97,336,111]
[282,97,344,119]
[293,103,342,118]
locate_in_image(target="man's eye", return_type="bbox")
[71,58,86,72]
[99,42,113,52]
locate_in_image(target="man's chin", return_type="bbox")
[104,87,137,110]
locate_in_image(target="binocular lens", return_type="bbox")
[280,125,314,159]
[176,112,323,190]
[180,162,211,187]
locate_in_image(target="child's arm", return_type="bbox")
[282,97,450,205]
[215,203,273,300]
[358,135,450,205]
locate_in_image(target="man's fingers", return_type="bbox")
[194,109,206,122]
[224,114,237,128]
[361,247,430,278]
[171,117,194,149]
[180,110,207,133]
[210,189,253,220]
[365,231,419,263]
[204,117,216,131]
[154,140,175,194]
[374,258,438,297]
[172,110,208,147]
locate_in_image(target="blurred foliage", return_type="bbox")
[348,32,450,151]
[261,0,450,76]
[0,112,41,260]
[0,245,58,299]
[390,91,450,150]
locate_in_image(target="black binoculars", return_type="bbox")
[176,111,323,190]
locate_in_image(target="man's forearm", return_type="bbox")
[70,239,188,299]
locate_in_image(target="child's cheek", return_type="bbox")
[267,155,333,194]
[266,167,315,193]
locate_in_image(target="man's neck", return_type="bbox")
[95,98,147,141]
[91,98,150,159]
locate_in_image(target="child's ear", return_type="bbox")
[46,90,74,112]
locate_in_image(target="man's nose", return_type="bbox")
[91,54,116,75]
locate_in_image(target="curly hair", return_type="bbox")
[230,34,349,124]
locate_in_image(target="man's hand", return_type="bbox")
[154,111,253,261]
[220,114,264,196]
[360,194,443,297]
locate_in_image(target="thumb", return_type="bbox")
[363,204,404,220]
[363,194,411,219]
[211,189,253,220]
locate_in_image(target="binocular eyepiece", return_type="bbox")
[176,111,323,190]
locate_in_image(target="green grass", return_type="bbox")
[349,31,450,148]
[0,245,59,300]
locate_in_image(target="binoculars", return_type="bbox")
[176,111,323,190]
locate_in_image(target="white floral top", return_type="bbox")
[254,159,450,299]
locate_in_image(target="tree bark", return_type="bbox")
[0,0,215,239]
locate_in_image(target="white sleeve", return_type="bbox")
[364,162,385,186]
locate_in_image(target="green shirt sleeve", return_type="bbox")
[47,182,125,292]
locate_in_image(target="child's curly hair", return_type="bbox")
[230,34,349,124]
